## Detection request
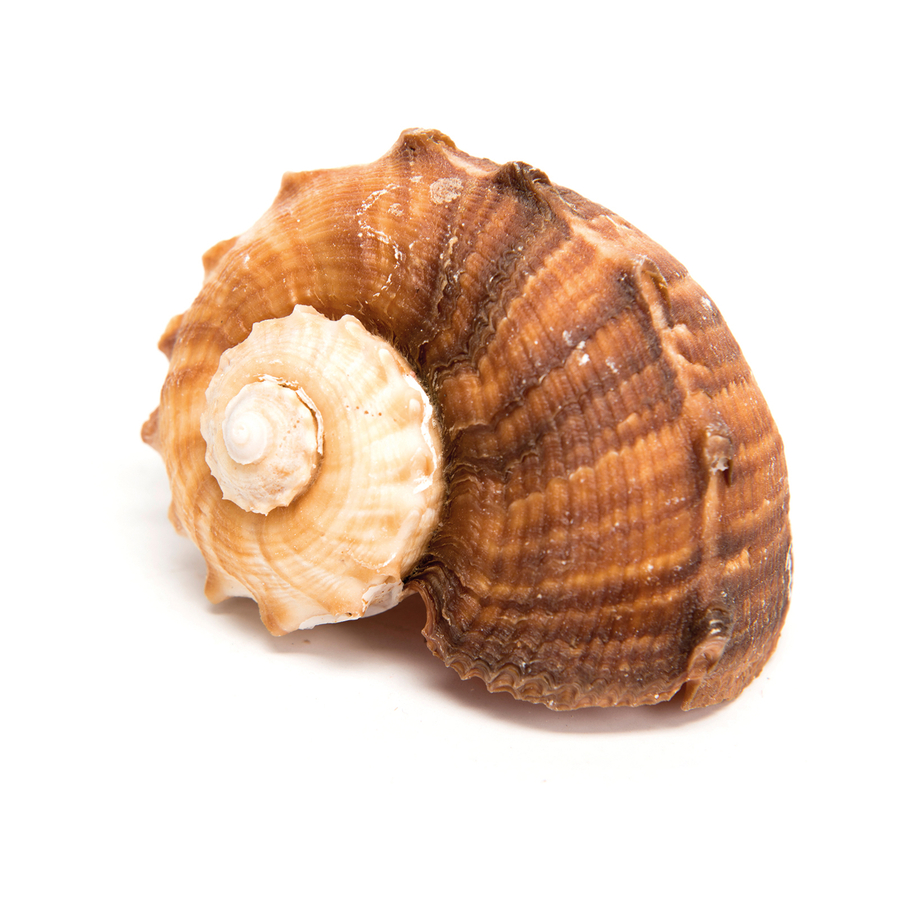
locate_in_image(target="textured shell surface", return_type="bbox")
[143,128,791,710]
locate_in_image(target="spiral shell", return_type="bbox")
[144,128,791,710]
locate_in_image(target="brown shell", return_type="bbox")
[146,128,791,710]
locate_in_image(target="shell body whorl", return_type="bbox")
[145,128,791,709]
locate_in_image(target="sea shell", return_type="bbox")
[143,128,791,710]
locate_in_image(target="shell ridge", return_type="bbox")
[492,160,554,206]
[157,313,184,359]
[141,408,161,451]
[424,183,565,383]
[391,127,458,158]
[622,262,744,700]
[202,236,240,281]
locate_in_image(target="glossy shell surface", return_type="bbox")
[144,128,791,710]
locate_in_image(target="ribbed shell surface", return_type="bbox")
[150,129,791,710]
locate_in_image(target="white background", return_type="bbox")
[3,2,896,897]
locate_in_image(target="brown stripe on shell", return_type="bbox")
[146,128,790,709]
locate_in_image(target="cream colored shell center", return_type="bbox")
[209,379,322,513]
[198,304,444,632]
